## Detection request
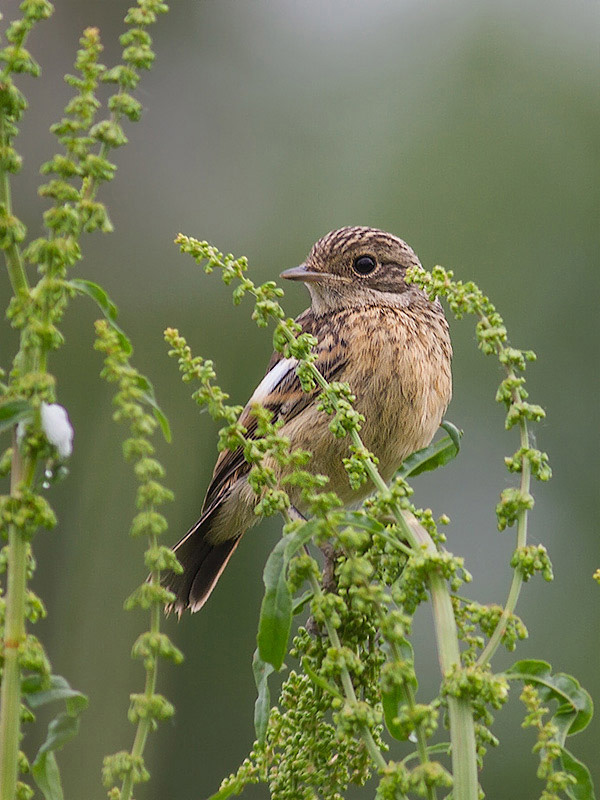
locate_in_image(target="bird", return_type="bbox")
[163,226,452,614]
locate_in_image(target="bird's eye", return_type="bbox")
[352,255,377,275]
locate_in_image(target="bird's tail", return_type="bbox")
[163,506,243,615]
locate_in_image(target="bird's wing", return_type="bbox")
[201,307,346,513]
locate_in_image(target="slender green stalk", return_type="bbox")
[0,87,39,800]
[0,434,31,800]
[390,642,437,800]
[0,111,29,296]
[476,411,531,667]
[120,581,160,800]
[405,514,478,799]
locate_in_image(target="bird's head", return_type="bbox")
[281,226,423,312]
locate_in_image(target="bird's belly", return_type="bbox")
[280,366,449,508]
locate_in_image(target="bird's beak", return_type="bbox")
[280,263,323,283]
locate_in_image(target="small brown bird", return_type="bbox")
[164,227,452,614]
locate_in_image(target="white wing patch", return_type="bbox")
[250,357,298,405]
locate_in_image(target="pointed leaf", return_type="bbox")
[69,278,132,355]
[398,421,462,479]
[339,510,385,535]
[257,535,293,670]
[560,746,596,800]
[23,675,88,800]
[257,521,318,670]
[133,374,172,443]
[401,742,452,766]
[504,660,593,737]
[292,590,313,615]
[381,640,416,741]
[382,680,408,740]
[32,752,63,800]
[283,520,320,560]
[252,649,274,746]
[24,674,87,712]
[441,419,462,450]
[302,657,343,700]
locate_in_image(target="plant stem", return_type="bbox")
[404,514,478,799]
[390,641,437,800]
[476,409,530,667]
[0,104,39,798]
[0,434,30,800]
[120,564,161,800]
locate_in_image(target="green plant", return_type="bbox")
[0,3,179,799]
[164,235,594,800]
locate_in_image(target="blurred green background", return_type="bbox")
[1,0,598,797]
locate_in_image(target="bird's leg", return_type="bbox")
[320,541,338,594]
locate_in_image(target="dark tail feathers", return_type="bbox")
[163,508,242,615]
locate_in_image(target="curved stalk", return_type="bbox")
[476,410,531,667]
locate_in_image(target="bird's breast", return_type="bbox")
[293,302,452,499]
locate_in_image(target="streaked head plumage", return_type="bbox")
[281,226,423,310]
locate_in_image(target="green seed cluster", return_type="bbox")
[1,3,170,798]
[453,599,528,664]
[95,320,182,798]
[519,684,577,799]
[165,327,318,522]
[510,544,554,582]
[406,265,551,534]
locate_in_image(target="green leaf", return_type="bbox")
[441,419,462,450]
[382,681,408,740]
[23,675,88,800]
[398,420,462,478]
[560,746,596,800]
[292,589,313,615]
[69,278,132,356]
[257,536,293,670]
[339,510,385,535]
[133,374,172,443]
[257,522,317,670]
[504,660,593,738]
[206,778,247,800]
[252,648,274,746]
[339,510,412,556]
[381,641,416,741]
[0,398,33,435]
